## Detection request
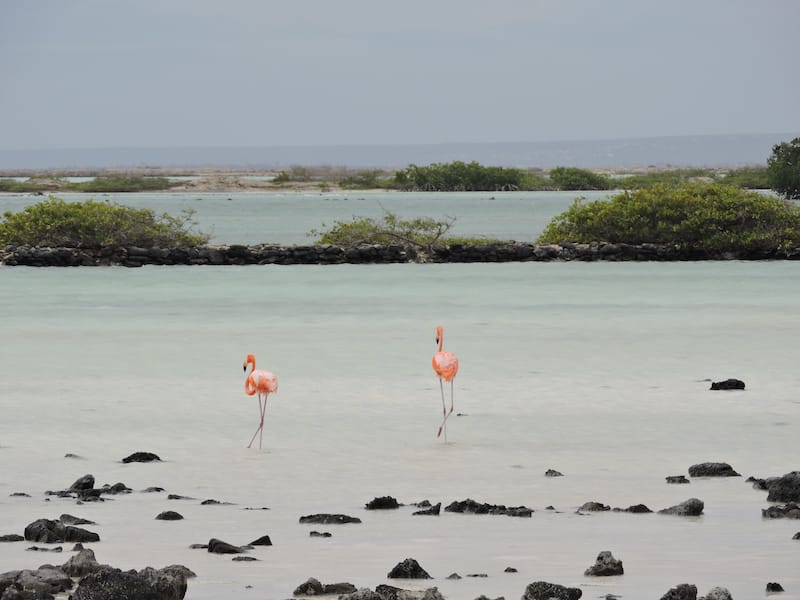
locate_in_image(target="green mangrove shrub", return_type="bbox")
[547,167,613,190]
[392,161,547,191]
[538,183,800,252]
[0,197,210,248]
[767,137,800,199]
[309,211,461,251]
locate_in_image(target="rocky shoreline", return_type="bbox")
[3,241,800,267]
[3,463,798,599]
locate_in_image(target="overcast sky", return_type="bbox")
[1,0,797,150]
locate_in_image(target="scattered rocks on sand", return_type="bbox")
[121,451,162,463]
[299,513,362,524]
[365,496,400,509]
[698,586,733,600]
[710,379,745,390]
[70,566,187,600]
[156,511,184,520]
[659,583,697,600]
[667,475,690,484]
[207,538,244,554]
[765,471,800,502]
[249,535,272,546]
[658,498,704,516]
[387,557,432,579]
[584,550,624,576]
[545,469,564,477]
[413,502,441,516]
[761,503,800,519]
[766,582,784,592]
[688,462,740,477]
[24,518,100,543]
[522,580,582,600]
[445,498,533,517]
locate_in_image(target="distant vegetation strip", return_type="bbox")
[1,162,771,193]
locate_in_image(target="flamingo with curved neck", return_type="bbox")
[243,353,278,449]
[432,325,459,441]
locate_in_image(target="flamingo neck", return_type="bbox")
[436,327,444,352]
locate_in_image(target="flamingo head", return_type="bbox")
[243,354,256,372]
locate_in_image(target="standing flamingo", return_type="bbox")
[243,354,278,449]
[432,325,459,441]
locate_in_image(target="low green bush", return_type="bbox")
[548,167,613,190]
[0,197,210,248]
[538,183,800,252]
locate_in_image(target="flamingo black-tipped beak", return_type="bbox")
[243,365,247,372]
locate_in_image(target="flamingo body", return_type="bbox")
[243,354,278,449]
[432,325,458,441]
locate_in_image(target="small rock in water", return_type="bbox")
[10,492,31,497]
[761,503,800,519]
[793,531,800,539]
[69,474,95,491]
[365,496,400,509]
[446,573,462,580]
[155,511,184,521]
[310,531,332,538]
[0,534,24,542]
[584,550,624,576]
[545,469,563,477]
[207,538,244,554]
[26,545,63,552]
[413,502,441,516]
[504,566,517,573]
[710,378,745,390]
[688,462,740,477]
[578,501,610,512]
[699,586,733,600]
[387,557,432,579]
[121,451,161,463]
[522,580,582,600]
[299,513,362,524]
[658,498,704,516]
[766,471,800,502]
[467,573,488,578]
[766,582,784,592]
[232,556,258,561]
[250,535,272,546]
[659,583,697,600]
[666,475,690,484]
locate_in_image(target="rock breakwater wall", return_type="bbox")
[2,242,799,267]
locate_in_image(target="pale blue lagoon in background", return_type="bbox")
[0,190,613,246]
[0,192,798,599]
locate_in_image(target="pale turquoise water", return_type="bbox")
[0,190,612,245]
[0,193,799,599]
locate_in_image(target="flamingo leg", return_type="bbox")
[247,396,265,449]
[437,378,447,441]
[258,394,267,450]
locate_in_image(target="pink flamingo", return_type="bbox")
[243,354,278,449]
[432,325,459,441]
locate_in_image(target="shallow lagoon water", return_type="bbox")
[0,192,799,599]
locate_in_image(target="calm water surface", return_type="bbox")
[0,193,798,599]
